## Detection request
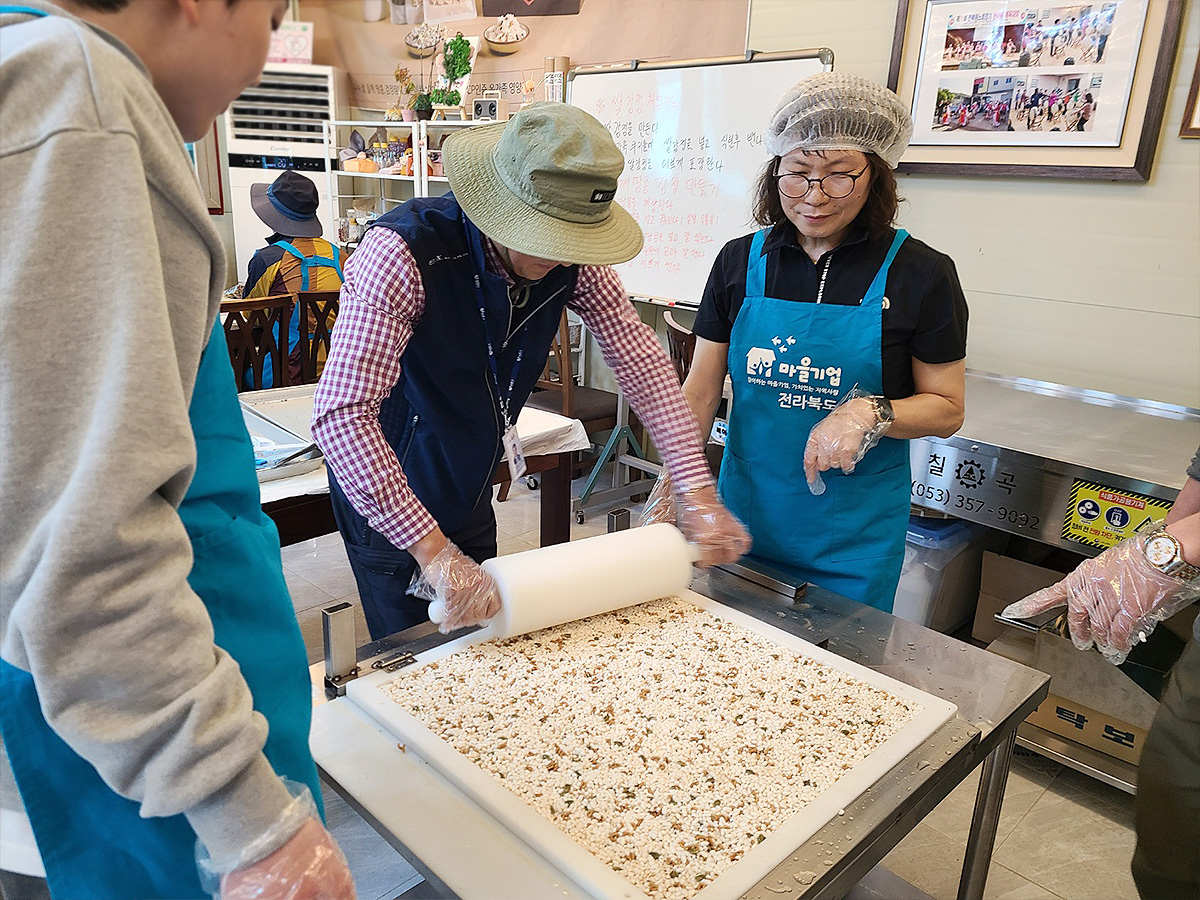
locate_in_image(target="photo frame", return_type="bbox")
[888,0,1185,179]
[1181,52,1200,137]
[188,121,225,215]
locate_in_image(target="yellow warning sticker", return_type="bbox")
[1062,480,1172,550]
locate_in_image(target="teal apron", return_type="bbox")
[256,240,343,390]
[0,325,320,898]
[719,228,911,611]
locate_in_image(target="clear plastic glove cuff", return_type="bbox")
[804,386,891,496]
[637,471,677,528]
[195,778,315,892]
[408,542,455,603]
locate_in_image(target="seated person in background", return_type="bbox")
[244,169,346,387]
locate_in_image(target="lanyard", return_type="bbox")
[472,269,531,429]
[815,254,833,304]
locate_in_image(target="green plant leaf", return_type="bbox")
[442,32,472,83]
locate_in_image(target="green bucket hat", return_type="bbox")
[442,102,644,266]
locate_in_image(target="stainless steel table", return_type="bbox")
[699,572,1047,900]
[311,570,1048,900]
[910,370,1199,554]
[909,370,1198,792]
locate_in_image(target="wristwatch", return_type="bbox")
[1143,526,1200,582]
[869,395,896,427]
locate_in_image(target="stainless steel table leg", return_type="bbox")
[957,729,1017,900]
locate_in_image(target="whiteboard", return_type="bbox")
[569,51,832,307]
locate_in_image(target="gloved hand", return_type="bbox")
[675,483,751,567]
[803,388,892,495]
[1002,531,1200,665]
[198,781,355,900]
[637,471,677,527]
[222,818,356,900]
[410,540,502,633]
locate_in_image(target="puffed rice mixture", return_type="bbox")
[383,598,919,900]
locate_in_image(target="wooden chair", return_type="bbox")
[663,310,696,384]
[662,310,723,476]
[221,293,293,391]
[498,312,623,501]
[526,310,620,436]
[295,289,340,384]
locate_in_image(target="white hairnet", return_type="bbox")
[764,73,914,168]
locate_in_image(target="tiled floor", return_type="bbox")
[284,476,1140,900]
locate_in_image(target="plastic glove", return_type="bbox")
[675,483,751,567]
[410,540,502,633]
[198,782,356,900]
[637,471,677,527]
[803,387,891,495]
[1001,531,1200,665]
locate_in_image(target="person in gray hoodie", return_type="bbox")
[0,2,353,898]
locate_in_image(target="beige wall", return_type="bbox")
[750,0,1200,407]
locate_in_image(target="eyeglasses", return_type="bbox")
[775,165,869,200]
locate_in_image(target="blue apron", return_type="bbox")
[256,239,343,390]
[0,326,320,898]
[719,228,911,611]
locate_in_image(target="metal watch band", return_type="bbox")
[1147,527,1200,582]
[872,395,896,426]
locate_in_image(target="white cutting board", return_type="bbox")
[345,591,957,900]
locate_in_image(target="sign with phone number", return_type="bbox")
[909,448,1045,536]
[909,441,1177,551]
[910,480,1042,530]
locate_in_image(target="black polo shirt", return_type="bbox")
[692,223,969,399]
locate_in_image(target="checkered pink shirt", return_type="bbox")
[311,225,713,550]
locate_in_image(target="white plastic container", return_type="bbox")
[893,518,1003,633]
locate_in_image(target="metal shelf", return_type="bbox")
[333,170,417,182]
[1016,723,1137,794]
[324,119,486,227]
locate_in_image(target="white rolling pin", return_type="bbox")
[428,523,697,639]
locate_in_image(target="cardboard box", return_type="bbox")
[1023,692,1148,765]
[973,551,1062,644]
[1035,631,1159,730]
[987,631,1153,766]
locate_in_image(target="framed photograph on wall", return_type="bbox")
[1181,53,1200,137]
[188,121,225,216]
[887,0,1185,179]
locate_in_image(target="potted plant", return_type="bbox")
[412,91,434,120]
[424,32,473,114]
[386,65,419,121]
